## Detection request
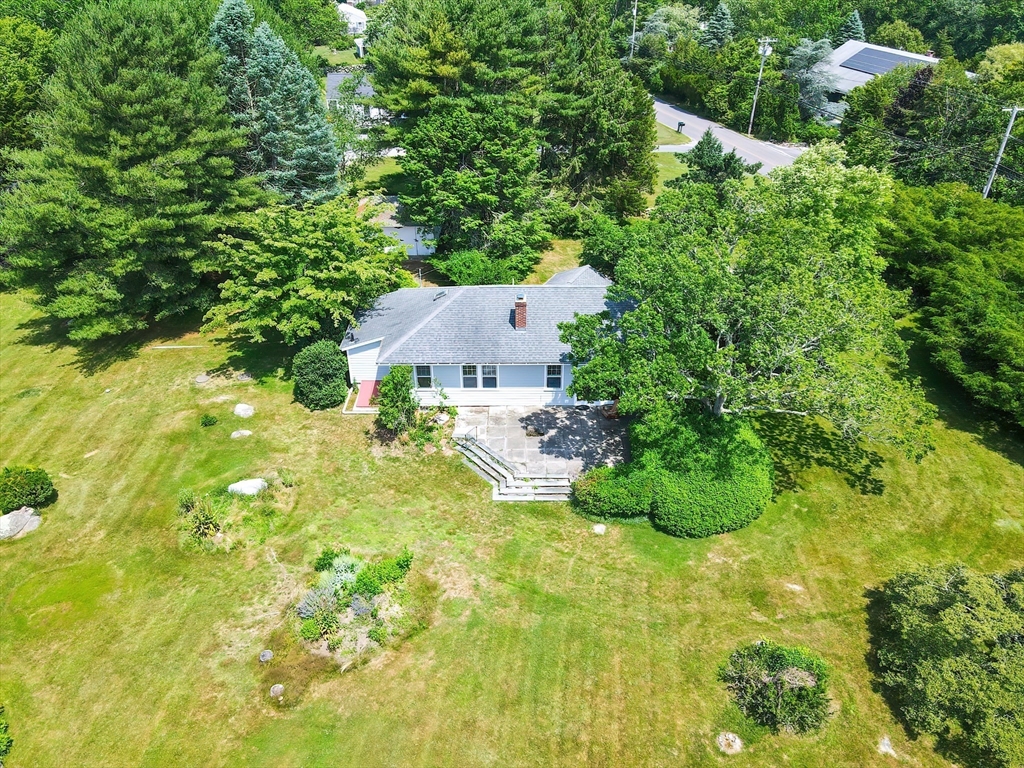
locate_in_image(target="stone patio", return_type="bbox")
[453,406,629,478]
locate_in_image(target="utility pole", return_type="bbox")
[983,105,1020,199]
[747,38,775,136]
[628,0,639,60]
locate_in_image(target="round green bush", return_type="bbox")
[293,339,349,411]
[719,640,832,733]
[571,465,655,520]
[648,421,772,538]
[0,465,55,513]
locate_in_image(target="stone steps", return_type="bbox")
[454,436,573,502]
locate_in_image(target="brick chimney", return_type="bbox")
[514,293,527,330]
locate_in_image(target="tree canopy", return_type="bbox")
[0,16,54,179]
[0,0,262,340]
[203,197,412,344]
[561,143,934,457]
[875,563,1024,768]
[881,183,1024,426]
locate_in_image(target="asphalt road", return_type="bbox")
[653,97,805,172]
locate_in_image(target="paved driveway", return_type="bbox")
[653,97,805,172]
[454,406,629,479]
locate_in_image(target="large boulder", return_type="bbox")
[227,478,267,496]
[0,506,40,540]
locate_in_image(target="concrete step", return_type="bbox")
[454,438,574,503]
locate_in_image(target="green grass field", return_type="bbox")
[655,121,691,146]
[1,292,1022,767]
[313,45,359,67]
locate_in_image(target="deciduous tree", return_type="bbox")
[203,198,412,344]
[561,143,934,457]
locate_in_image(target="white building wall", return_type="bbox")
[346,341,387,382]
[409,363,576,407]
[383,225,436,257]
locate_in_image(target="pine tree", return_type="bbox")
[701,2,734,50]
[539,0,656,210]
[210,0,339,201]
[0,0,262,340]
[834,10,865,47]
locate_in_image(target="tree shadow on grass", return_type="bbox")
[754,414,885,496]
[902,324,1024,468]
[13,313,197,377]
[203,333,294,383]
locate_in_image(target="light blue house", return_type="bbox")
[342,266,615,408]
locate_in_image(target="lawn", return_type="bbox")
[1,291,1022,767]
[313,45,359,67]
[523,239,584,284]
[655,121,691,146]
[352,156,413,197]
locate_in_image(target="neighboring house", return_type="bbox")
[364,196,436,258]
[325,71,380,121]
[336,2,367,35]
[341,267,617,408]
[823,39,939,96]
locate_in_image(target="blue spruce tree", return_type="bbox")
[210,0,338,201]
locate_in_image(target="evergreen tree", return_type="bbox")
[539,0,656,213]
[700,2,734,50]
[0,0,262,341]
[834,10,865,46]
[210,0,339,201]
[0,16,54,181]
[785,38,837,118]
[669,128,761,188]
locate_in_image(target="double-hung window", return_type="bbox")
[415,365,432,388]
[482,365,497,388]
[546,364,562,389]
[462,365,478,388]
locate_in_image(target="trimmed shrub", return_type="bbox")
[644,416,773,538]
[571,465,655,520]
[200,413,218,427]
[296,587,336,619]
[368,624,387,644]
[353,567,383,598]
[0,465,55,513]
[649,460,771,538]
[375,366,417,435]
[719,640,832,734]
[293,339,349,411]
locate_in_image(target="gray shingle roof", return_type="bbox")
[326,71,375,102]
[342,283,618,364]
[543,265,612,287]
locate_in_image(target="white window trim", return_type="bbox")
[414,365,433,389]
[544,364,563,390]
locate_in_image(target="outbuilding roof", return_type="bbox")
[342,278,620,365]
[543,265,612,287]
[326,71,375,102]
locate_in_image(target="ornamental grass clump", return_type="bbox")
[719,640,832,734]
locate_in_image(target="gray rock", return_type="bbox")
[195,374,210,384]
[592,524,607,535]
[878,736,896,757]
[716,732,743,755]
[234,403,255,418]
[0,507,38,540]
[230,430,252,439]
[259,650,274,663]
[236,372,252,382]
[227,478,267,496]
[432,412,450,425]
[269,684,284,698]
